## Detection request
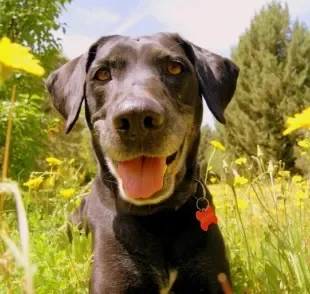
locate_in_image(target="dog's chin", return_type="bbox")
[104,141,187,207]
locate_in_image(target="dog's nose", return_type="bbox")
[113,98,165,134]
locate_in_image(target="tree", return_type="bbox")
[0,0,71,180]
[218,2,310,169]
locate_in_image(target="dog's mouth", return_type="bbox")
[116,149,179,200]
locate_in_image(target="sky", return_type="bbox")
[57,0,310,127]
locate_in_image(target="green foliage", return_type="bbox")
[2,144,310,293]
[198,126,225,179]
[0,94,48,180]
[0,0,72,180]
[1,200,91,293]
[0,0,71,94]
[219,2,310,171]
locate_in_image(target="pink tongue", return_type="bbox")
[117,157,166,199]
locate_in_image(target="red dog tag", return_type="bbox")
[196,205,218,231]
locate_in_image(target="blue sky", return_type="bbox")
[58,0,310,126]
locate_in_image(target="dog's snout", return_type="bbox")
[113,98,165,134]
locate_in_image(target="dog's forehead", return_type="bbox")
[93,34,187,60]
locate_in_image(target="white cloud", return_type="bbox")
[60,34,97,59]
[73,5,121,24]
[148,0,309,57]
[110,2,150,34]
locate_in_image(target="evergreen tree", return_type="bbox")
[218,2,310,169]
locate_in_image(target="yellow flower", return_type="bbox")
[292,175,303,183]
[278,204,285,211]
[210,140,225,151]
[0,37,44,82]
[23,176,44,189]
[283,107,310,135]
[59,188,75,199]
[46,157,63,166]
[271,209,277,215]
[207,166,213,171]
[234,176,249,186]
[237,199,248,209]
[45,174,56,187]
[210,177,217,183]
[235,157,247,165]
[294,201,305,208]
[295,191,306,200]
[298,140,310,149]
[278,170,290,177]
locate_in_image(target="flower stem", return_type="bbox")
[0,84,17,213]
[230,184,255,285]
[204,147,216,183]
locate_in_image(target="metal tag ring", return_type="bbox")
[196,197,210,211]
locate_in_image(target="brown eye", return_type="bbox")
[95,69,111,81]
[168,61,183,75]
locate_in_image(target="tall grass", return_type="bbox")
[1,150,309,293]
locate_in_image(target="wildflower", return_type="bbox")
[294,201,305,208]
[278,170,290,177]
[0,37,44,83]
[236,199,248,209]
[59,188,75,199]
[210,140,225,151]
[278,204,285,211]
[283,107,310,135]
[295,191,306,200]
[46,157,63,166]
[292,175,303,183]
[298,139,310,149]
[235,157,247,165]
[210,177,217,183]
[234,176,249,186]
[271,209,277,215]
[23,176,44,189]
[44,174,56,187]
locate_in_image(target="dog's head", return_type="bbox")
[46,33,239,214]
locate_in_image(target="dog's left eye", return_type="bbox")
[167,61,183,75]
[95,69,111,81]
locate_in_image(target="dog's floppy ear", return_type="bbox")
[46,54,88,134]
[178,37,239,124]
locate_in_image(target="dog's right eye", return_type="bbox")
[167,61,183,75]
[95,69,111,81]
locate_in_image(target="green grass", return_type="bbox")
[1,155,310,293]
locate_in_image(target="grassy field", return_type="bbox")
[1,153,310,294]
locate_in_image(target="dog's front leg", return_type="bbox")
[90,231,161,294]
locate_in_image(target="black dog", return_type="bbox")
[46,33,239,293]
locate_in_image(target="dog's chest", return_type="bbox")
[159,269,178,294]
